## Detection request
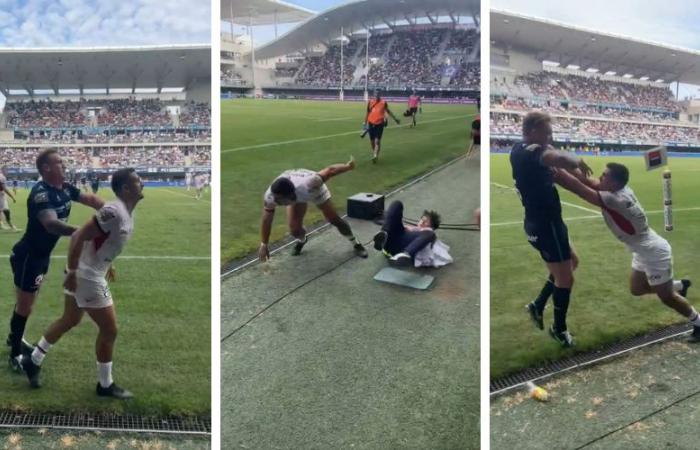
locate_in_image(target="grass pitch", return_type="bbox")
[220,98,476,264]
[0,187,210,416]
[491,153,700,378]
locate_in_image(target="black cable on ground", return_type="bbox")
[574,387,700,449]
[221,237,373,343]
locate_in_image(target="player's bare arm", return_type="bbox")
[386,105,400,124]
[541,147,593,176]
[570,168,601,189]
[37,209,78,236]
[317,157,355,182]
[259,207,275,260]
[553,169,603,208]
[64,216,106,292]
[78,192,105,210]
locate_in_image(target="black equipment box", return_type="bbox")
[347,193,385,220]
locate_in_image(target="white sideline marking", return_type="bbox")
[161,188,211,203]
[222,114,474,153]
[492,207,700,227]
[0,255,209,260]
[491,181,601,215]
[316,116,353,122]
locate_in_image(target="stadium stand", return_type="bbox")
[490,10,700,150]
[0,46,211,178]
[223,0,480,99]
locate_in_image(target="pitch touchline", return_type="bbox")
[491,181,601,214]
[222,114,475,153]
[161,188,211,203]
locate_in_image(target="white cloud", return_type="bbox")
[0,0,210,47]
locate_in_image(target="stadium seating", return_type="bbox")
[262,27,479,89]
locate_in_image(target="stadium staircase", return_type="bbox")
[466,39,480,63]
[353,63,368,86]
[382,34,398,60]
[433,29,452,64]
[292,59,308,83]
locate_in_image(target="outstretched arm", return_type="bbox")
[553,169,603,208]
[78,192,105,210]
[317,156,355,182]
[540,146,593,177]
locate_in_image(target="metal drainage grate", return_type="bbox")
[0,411,210,435]
[490,322,693,396]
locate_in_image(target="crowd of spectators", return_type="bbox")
[294,39,361,87]
[0,145,211,169]
[491,112,700,145]
[179,102,211,127]
[513,72,679,112]
[285,27,479,89]
[4,97,212,130]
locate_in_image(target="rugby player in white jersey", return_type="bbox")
[259,157,368,260]
[21,168,145,397]
[556,162,700,342]
[0,168,18,231]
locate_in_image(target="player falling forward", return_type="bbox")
[512,112,592,347]
[7,149,104,370]
[258,157,368,261]
[407,91,421,128]
[21,168,144,397]
[0,168,18,231]
[555,162,700,342]
[363,90,400,164]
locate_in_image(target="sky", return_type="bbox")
[0,0,211,47]
[493,0,700,98]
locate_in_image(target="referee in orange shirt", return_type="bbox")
[363,90,400,163]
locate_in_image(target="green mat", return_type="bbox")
[373,267,434,290]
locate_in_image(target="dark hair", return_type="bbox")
[423,210,441,229]
[270,177,295,196]
[606,162,629,187]
[36,149,59,174]
[111,168,136,194]
[522,111,551,135]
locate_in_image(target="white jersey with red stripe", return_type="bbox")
[78,199,134,281]
[599,187,668,257]
[263,169,330,209]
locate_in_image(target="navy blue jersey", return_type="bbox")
[14,181,81,256]
[510,141,562,221]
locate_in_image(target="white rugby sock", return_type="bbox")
[31,337,52,366]
[688,308,700,326]
[673,280,683,292]
[97,361,113,388]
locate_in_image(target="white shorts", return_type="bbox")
[312,184,331,205]
[0,197,6,211]
[631,243,673,286]
[64,277,113,309]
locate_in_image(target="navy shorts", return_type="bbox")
[368,123,385,140]
[10,249,50,293]
[524,217,571,263]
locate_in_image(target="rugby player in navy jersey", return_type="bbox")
[510,111,592,347]
[7,149,104,371]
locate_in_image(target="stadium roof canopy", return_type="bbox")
[223,0,316,26]
[491,10,700,85]
[254,0,479,60]
[0,45,211,96]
